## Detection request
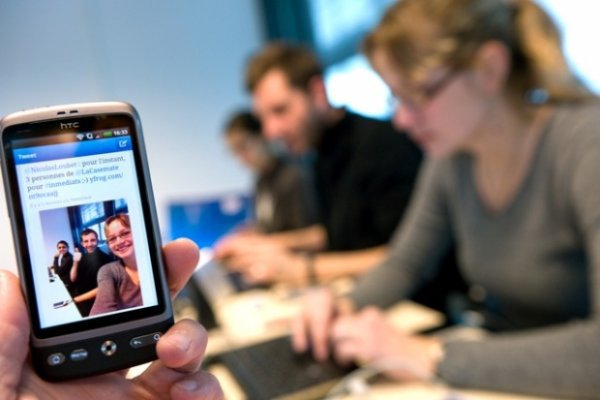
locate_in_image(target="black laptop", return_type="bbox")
[213,334,354,400]
[174,261,353,399]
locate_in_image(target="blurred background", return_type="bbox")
[1,0,599,272]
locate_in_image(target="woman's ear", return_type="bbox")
[471,41,511,95]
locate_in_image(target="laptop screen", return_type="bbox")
[167,191,252,252]
[168,191,252,329]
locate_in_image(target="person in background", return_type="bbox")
[293,0,600,398]
[52,240,73,292]
[91,214,141,315]
[223,109,318,234]
[70,228,114,317]
[215,42,429,290]
[0,239,223,399]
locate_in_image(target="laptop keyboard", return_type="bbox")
[216,335,354,400]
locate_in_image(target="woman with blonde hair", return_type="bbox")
[293,0,600,397]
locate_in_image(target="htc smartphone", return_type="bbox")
[0,102,173,380]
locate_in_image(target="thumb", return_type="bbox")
[0,270,29,398]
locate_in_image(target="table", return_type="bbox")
[43,275,80,324]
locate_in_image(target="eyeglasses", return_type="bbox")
[389,68,460,112]
[107,229,132,245]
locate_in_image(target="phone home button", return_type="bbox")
[47,353,65,366]
[101,340,117,356]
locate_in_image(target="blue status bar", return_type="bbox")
[13,136,132,165]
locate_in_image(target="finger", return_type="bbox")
[307,291,334,361]
[134,319,208,396]
[163,238,200,298]
[157,319,207,373]
[244,264,272,285]
[213,237,234,260]
[222,253,253,272]
[213,234,253,259]
[0,270,30,399]
[333,337,363,366]
[291,309,309,353]
[331,317,362,365]
[170,370,224,400]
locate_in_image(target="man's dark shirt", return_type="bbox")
[72,247,113,316]
[53,251,74,290]
[255,156,318,233]
[314,111,423,251]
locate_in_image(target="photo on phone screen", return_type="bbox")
[38,198,159,327]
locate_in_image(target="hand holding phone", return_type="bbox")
[0,241,224,398]
[1,102,174,380]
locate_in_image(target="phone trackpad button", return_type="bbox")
[130,332,162,349]
[101,340,117,356]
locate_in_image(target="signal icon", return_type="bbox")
[76,133,84,141]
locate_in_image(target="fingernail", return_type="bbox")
[169,331,191,352]
[177,379,199,392]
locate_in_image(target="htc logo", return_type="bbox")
[60,122,79,129]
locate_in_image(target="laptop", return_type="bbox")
[213,335,355,400]
[168,191,252,328]
[169,193,354,399]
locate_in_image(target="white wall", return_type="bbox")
[539,0,600,94]
[0,1,264,274]
[40,208,72,267]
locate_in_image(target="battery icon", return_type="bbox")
[103,131,113,138]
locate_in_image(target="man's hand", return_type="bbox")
[73,248,82,262]
[0,238,224,400]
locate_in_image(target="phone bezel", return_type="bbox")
[1,104,171,341]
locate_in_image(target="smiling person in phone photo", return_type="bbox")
[91,213,142,316]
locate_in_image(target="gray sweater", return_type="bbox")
[349,102,600,399]
[90,261,142,316]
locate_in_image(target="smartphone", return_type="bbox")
[0,102,173,380]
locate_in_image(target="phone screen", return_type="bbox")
[2,112,167,339]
